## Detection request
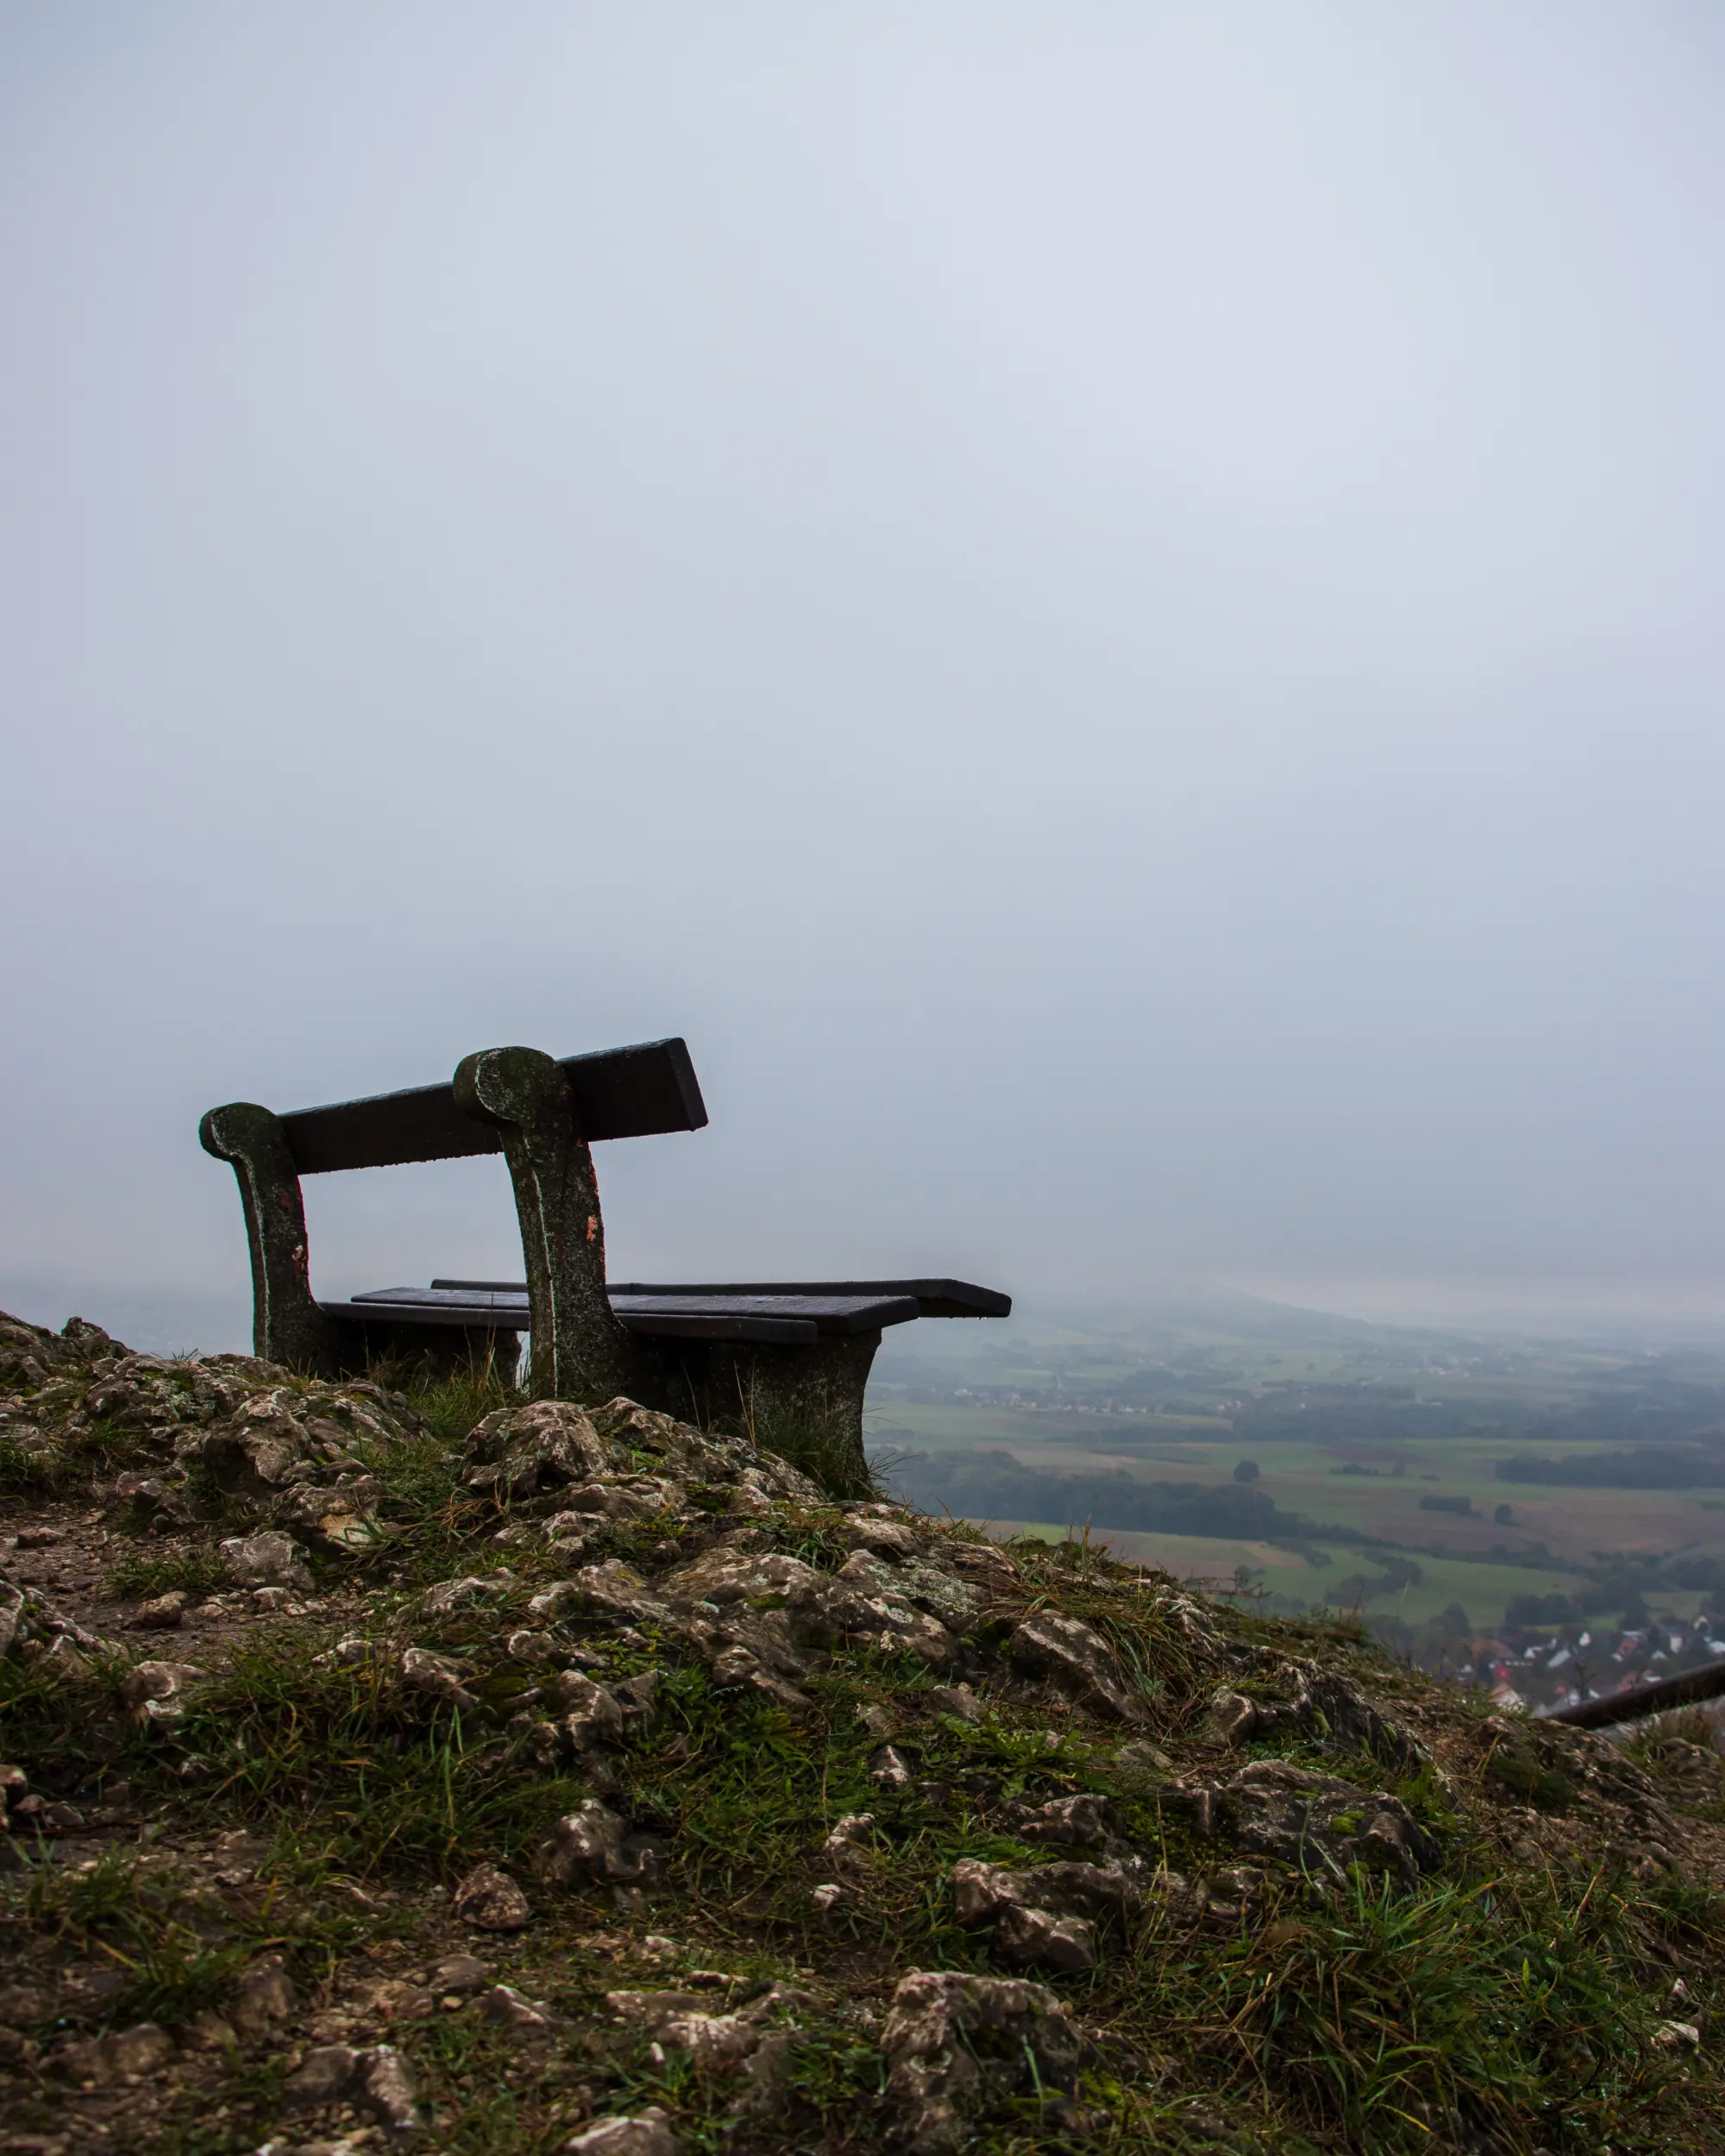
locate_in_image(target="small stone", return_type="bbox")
[482,1982,555,2028]
[217,1531,313,1591]
[185,2011,238,2050]
[612,1669,661,1729]
[820,1812,875,1862]
[72,2021,174,2083]
[1114,1738,1174,1772]
[928,1683,983,1722]
[232,1954,297,2034]
[362,1978,436,2021]
[133,1591,187,1630]
[539,1799,628,1886]
[995,1904,1096,1972]
[1207,1689,1259,1747]
[451,1862,531,1931]
[1653,2019,1701,2050]
[542,1670,625,1751]
[564,2109,681,2156]
[869,1745,914,1790]
[429,1954,490,1992]
[1017,1793,1117,1849]
[812,1883,844,1911]
[359,2044,423,2135]
[399,1646,484,1714]
[655,2009,757,2065]
[283,2043,362,2107]
[419,1573,513,1617]
[116,1659,208,1722]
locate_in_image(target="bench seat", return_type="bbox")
[328,1277,1006,1347]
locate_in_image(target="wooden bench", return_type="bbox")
[200,1039,1009,1474]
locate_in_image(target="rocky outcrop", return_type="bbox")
[5,1310,1722,2156]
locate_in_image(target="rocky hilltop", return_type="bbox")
[3,1307,1725,2154]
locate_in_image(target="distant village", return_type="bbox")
[1402,1608,1725,1719]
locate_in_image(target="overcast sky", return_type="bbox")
[3,4,1722,1351]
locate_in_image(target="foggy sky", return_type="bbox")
[3,4,1723,1351]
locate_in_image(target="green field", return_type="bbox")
[988,1521,1692,1632]
[867,1292,1725,1633]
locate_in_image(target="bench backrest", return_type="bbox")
[279,1038,706,1173]
[201,1037,706,1393]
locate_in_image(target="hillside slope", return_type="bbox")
[3,1307,1725,2155]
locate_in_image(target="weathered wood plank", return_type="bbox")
[608,1278,1012,1319]
[331,1285,823,1345]
[428,1279,926,1334]
[280,1038,706,1174]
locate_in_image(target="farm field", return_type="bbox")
[988,1522,1683,1633]
[872,1407,1725,1566]
[869,1291,1725,1633]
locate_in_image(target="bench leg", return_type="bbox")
[198,1102,361,1375]
[679,1332,880,1495]
[453,1046,642,1403]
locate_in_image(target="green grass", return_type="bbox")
[102,1544,234,1601]
[14,1842,364,2036]
[167,1627,588,1877]
[0,1413,147,1495]
[12,1352,1725,2150]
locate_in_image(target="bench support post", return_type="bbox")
[676,1333,878,1493]
[198,1103,354,1373]
[453,1045,639,1402]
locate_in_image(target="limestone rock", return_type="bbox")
[231,1954,297,2035]
[482,1982,556,2029]
[869,1745,915,1790]
[283,2042,363,2106]
[360,2044,425,2136]
[928,1682,982,1722]
[1013,1792,1120,1851]
[56,2021,173,2084]
[564,2109,681,2156]
[994,1904,1096,1972]
[399,1647,484,1714]
[451,1862,531,1931]
[950,1856,1138,1970]
[1168,1759,1440,1890]
[880,1970,1088,2151]
[466,1400,610,1499]
[419,1572,514,1617]
[607,1990,761,2066]
[283,2041,423,2136]
[1212,1661,1422,1772]
[538,1800,663,1888]
[820,1812,875,1868]
[116,1658,208,1723]
[218,1530,313,1592]
[1008,1613,1141,1722]
[542,1669,625,1750]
